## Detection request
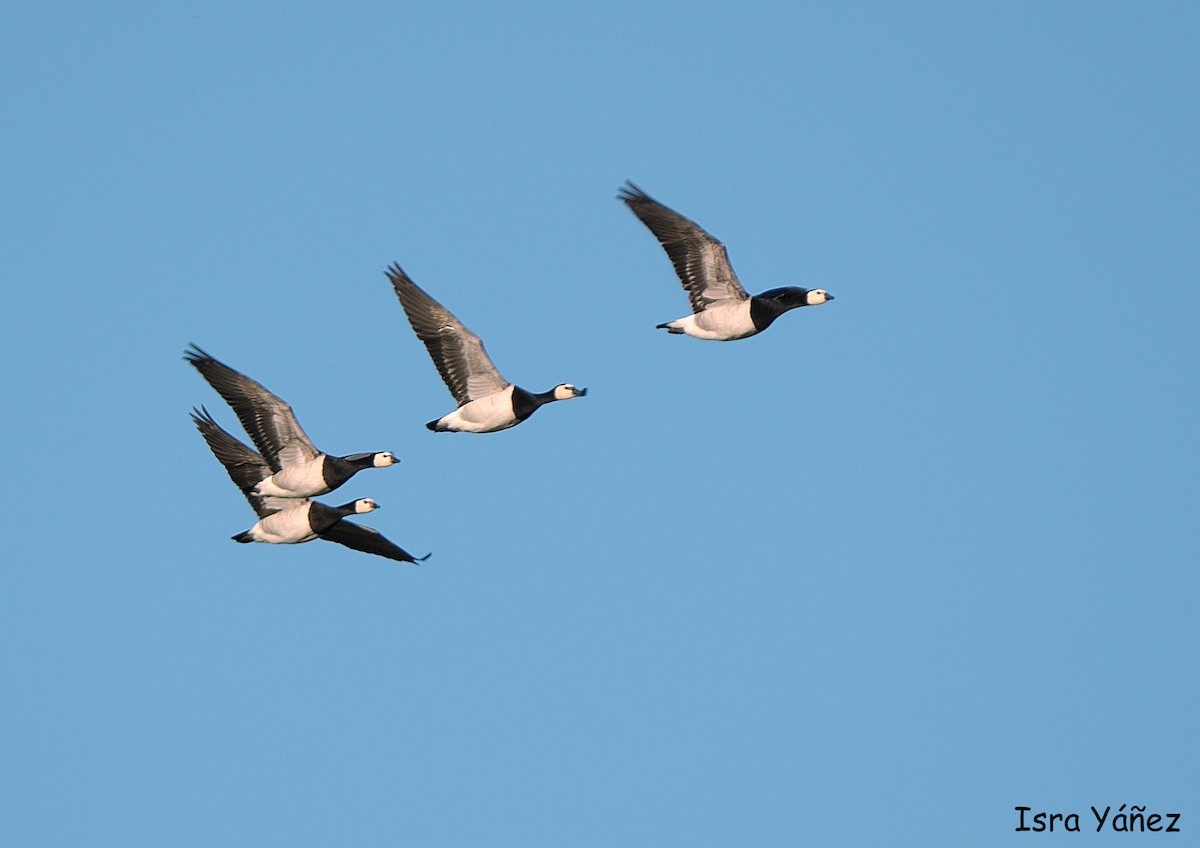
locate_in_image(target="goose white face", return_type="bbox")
[554,383,587,401]
[354,498,379,513]
[373,452,398,467]
[807,289,833,305]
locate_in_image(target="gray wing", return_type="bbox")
[184,344,320,471]
[618,181,749,313]
[320,520,431,564]
[190,406,306,518]
[385,264,509,406]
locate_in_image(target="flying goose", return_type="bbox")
[618,181,834,340]
[191,407,428,563]
[185,344,397,498]
[385,263,586,433]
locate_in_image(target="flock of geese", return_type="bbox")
[188,182,836,565]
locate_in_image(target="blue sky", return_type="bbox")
[2,1,1197,845]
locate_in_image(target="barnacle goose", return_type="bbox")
[618,181,833,340]
[385,264,586,433]
[185,344,397,498]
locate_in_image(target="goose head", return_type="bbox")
[373,451,398,467]
[553,383,587,401]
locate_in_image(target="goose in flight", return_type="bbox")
[191,407,428,563]
[185,344,397,498]
[385,263,586,433]
[618,181,833,340]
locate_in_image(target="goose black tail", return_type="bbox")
[232,531,253,543]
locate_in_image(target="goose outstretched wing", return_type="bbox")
[185,344,320,472]
[619,181,749,312]
[385,263,509,406]
[320,520,431,565]
[190,407,304,517]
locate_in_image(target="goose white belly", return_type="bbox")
[253,456,329,498]
[434,386,519,433]
[667,301,757,341]
[246,502,318,544]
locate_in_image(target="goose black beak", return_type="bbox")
[826,293,835,301]
[574,387,588,397]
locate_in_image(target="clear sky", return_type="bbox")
[2,1,1197,845]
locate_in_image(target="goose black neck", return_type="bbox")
[330,500,362,516]
[750,288,810,332]
[511,386,556,422]
[320,454,374,491]
[308,501,360,534]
